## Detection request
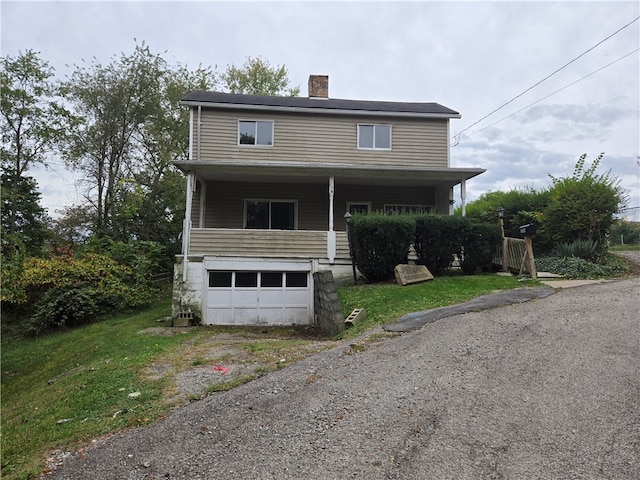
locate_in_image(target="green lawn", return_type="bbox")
[337,273,535,338]
[1,296,200,480]
[1,273,534,479]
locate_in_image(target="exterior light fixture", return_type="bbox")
[496,206,505,237]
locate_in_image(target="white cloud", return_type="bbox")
[2,0,638,219]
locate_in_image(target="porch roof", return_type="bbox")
[172,160,485,188]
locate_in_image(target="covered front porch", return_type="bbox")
[176,161,486,263]
[187,228,350,264]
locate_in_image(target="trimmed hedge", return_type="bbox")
[460,223,502,274]
[350,214,504,283]
[350,213,415,282]
[414,215,471,275]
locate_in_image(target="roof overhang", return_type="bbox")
[180,101,461,119]
[172,160,485,188]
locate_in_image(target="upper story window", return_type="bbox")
[239,120,273,146]
[358,124,391,150]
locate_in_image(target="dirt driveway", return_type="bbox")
[47,275,639,479]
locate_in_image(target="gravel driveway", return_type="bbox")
[46,276,639,479]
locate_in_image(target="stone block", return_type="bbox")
[394,264,434,286]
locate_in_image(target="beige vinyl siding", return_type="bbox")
[189,229,327,257]
[203,181,328,230]
[190,180,202,226]
[199,180,434,231]
[194,109,449,168]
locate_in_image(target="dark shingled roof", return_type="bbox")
[181,91,460,117]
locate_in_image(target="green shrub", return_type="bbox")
[610,220,640,245]
[553,238,599,261]
[545,153,625,255]
[351,213,415,282]
[460,223,502,274]
[83,237,169,280]
[535,254,628,279]
[414,215,471,275]
[28,287,118,334]
[5,253,156,334]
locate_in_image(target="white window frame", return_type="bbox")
[357,124,392,150]
[347,201,372,215]
[238,120,274,146]
[384,204,434,215]
[243,199,298,230]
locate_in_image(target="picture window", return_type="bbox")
[245,200,296,230]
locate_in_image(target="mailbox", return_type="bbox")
[519,223,536,236]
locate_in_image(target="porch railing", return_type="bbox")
[189,228,352,262]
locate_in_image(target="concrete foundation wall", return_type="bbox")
[172,257,204,324]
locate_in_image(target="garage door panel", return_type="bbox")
[234,307,261,325]
[207,307,234,325]
[233,290,259,307]
[205,269,312,326]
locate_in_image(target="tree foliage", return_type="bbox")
[0,172,50,257]
[462,153,626,255]
[60,43,216,243]
[610,220,640,245]
[545,153,626,252]
[221,56,300,96]
[0,50,65,255]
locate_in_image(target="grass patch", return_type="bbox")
[610,244,640,251]
[1,273,536,479]
[337,274,534,338]
[0,296,197,480]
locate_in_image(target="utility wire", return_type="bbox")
[463,48,640,138]
[451,15,640,146]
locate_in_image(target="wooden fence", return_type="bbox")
[494,237,537,278]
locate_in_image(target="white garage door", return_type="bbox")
[205,269,313,326]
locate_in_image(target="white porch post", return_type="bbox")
[327,176,336,263]
[460,178,467,217]
[182,171,195,281]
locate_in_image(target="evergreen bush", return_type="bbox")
[350,213,415,282]
[414,215,471,275]
[460,223,502,274]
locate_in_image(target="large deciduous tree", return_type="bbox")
[221,56,300,96]
[60,44,216,243]
[0,50,66,255]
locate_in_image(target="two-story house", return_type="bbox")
[172,75,485,327]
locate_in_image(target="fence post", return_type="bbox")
[524,236,537,280]
[502,238,509,272]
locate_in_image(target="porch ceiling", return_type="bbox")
[173,160,486,188]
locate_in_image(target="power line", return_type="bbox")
[451,15,640,146]
[463,48,640,138]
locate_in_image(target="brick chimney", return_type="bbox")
[308,75,329,98]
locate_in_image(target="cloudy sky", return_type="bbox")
[2,0,639,220]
